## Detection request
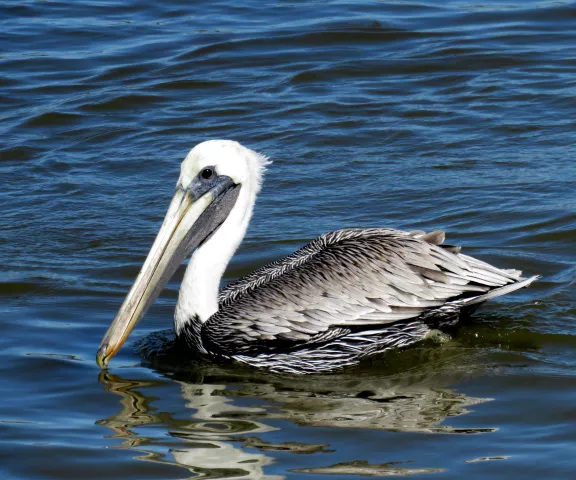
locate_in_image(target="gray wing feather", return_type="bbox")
[206,228,525,355]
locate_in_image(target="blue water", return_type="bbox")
[1,0,575,478]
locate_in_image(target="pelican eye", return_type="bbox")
[201,168,214,180]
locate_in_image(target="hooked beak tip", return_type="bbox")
[96,345,110,369]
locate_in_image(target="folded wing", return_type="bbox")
[204,228,524,355]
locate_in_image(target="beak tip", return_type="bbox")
[96,345,110,369]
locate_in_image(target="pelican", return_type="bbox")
[97,140,538,374]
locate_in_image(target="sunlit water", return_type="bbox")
[1,0,575,478]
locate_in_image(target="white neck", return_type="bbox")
[174,185,256,335]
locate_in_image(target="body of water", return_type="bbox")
[1,0,575,478]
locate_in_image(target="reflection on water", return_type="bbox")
[98,352,495,478]
[294,460,444,476]
[99,372,280,479]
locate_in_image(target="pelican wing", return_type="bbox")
[203,228,522,356]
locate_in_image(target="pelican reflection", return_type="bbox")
[98,361,495,478]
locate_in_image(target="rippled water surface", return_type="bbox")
[2,0,576,478]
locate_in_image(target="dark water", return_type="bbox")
[2,0,575,478]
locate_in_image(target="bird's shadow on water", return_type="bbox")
[94,327,523,478]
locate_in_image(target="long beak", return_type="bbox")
[97,177,239,368]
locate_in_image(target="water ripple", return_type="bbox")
[2,0,576,478]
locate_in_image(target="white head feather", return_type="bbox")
[178,139,269,193]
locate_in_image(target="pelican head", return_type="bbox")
[97,140,269,367]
